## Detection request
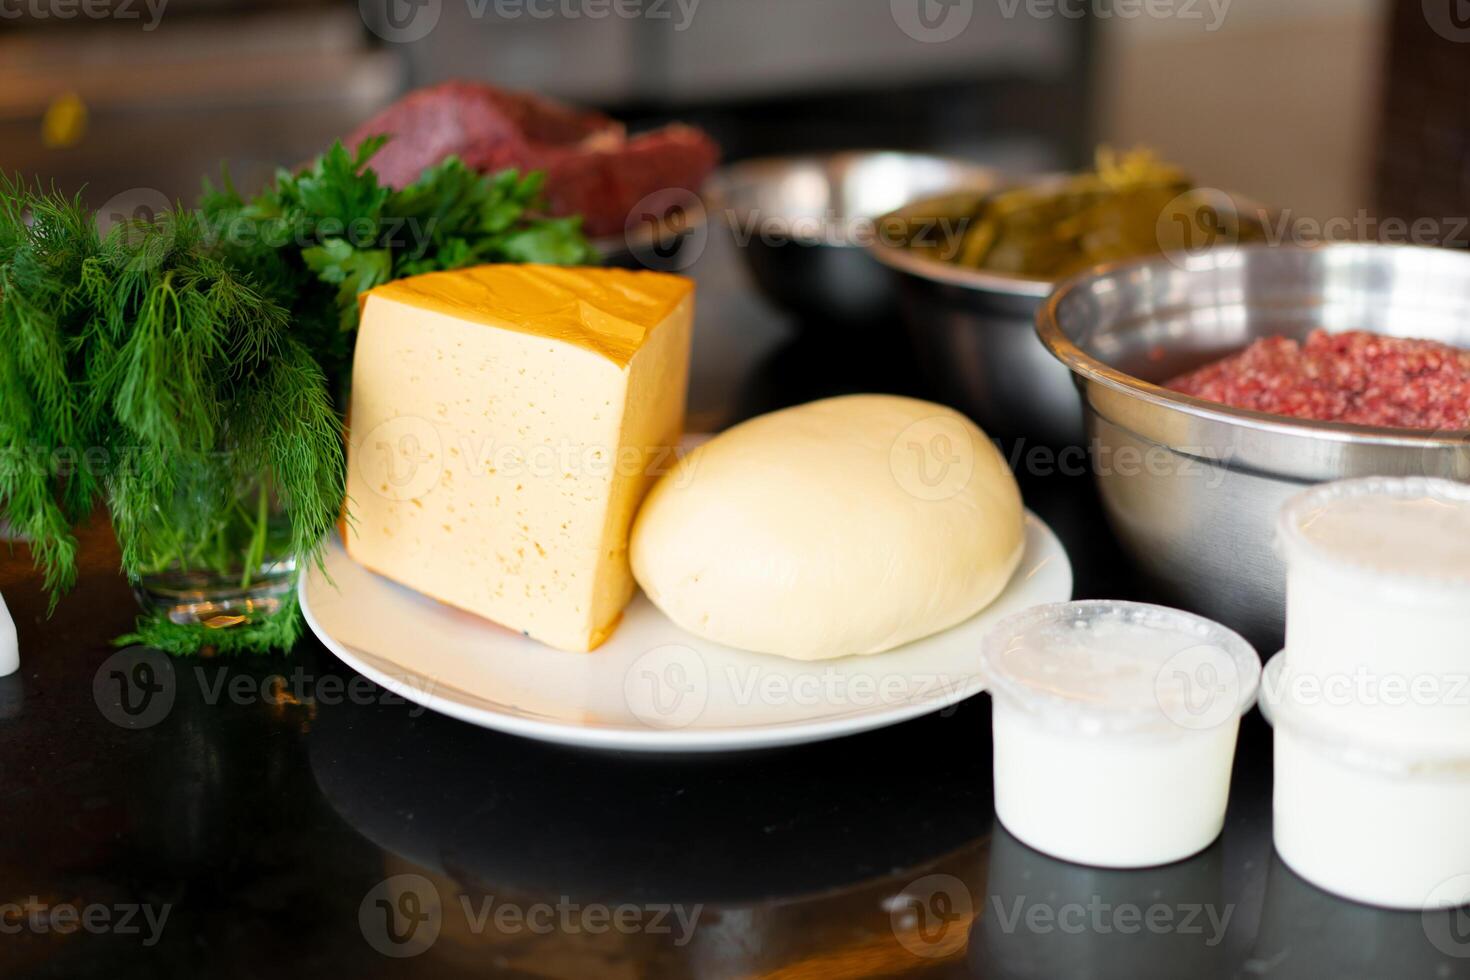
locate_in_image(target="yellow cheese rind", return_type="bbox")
[344,264,694,652]
[363,264,693,368]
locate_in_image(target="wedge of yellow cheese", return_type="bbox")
[344,264,695,652]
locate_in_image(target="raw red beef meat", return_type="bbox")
[343,81,719,238]
[1167,330,1470,430]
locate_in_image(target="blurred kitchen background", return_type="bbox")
[4,0,1455,224]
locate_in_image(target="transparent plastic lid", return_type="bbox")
[979,600,1261,737]
[1258,653,1470,779]
[1276,477,1470,604]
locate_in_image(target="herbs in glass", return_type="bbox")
[0,181,343,652]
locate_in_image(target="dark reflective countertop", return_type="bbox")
[2,231,1468,979]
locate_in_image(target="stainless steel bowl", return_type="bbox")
[706,152,997,326]
[868,189,1080,445]
[1036,242,1470,648]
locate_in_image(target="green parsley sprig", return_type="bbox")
[201,137,599,400]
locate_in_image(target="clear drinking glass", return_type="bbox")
[131,465,297,629]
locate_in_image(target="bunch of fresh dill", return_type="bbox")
[0,178,344,652]
[1,139,598,654]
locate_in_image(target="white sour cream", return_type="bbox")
[980,601,1260,869]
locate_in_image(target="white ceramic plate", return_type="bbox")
[300,511,1071,752]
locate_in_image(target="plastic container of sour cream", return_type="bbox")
[1259,652,1470,910]
[1277,477,1470,739]
[979,601,1261,869]
[0,590,16,678]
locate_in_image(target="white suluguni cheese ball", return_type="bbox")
[630,395,1024,660]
